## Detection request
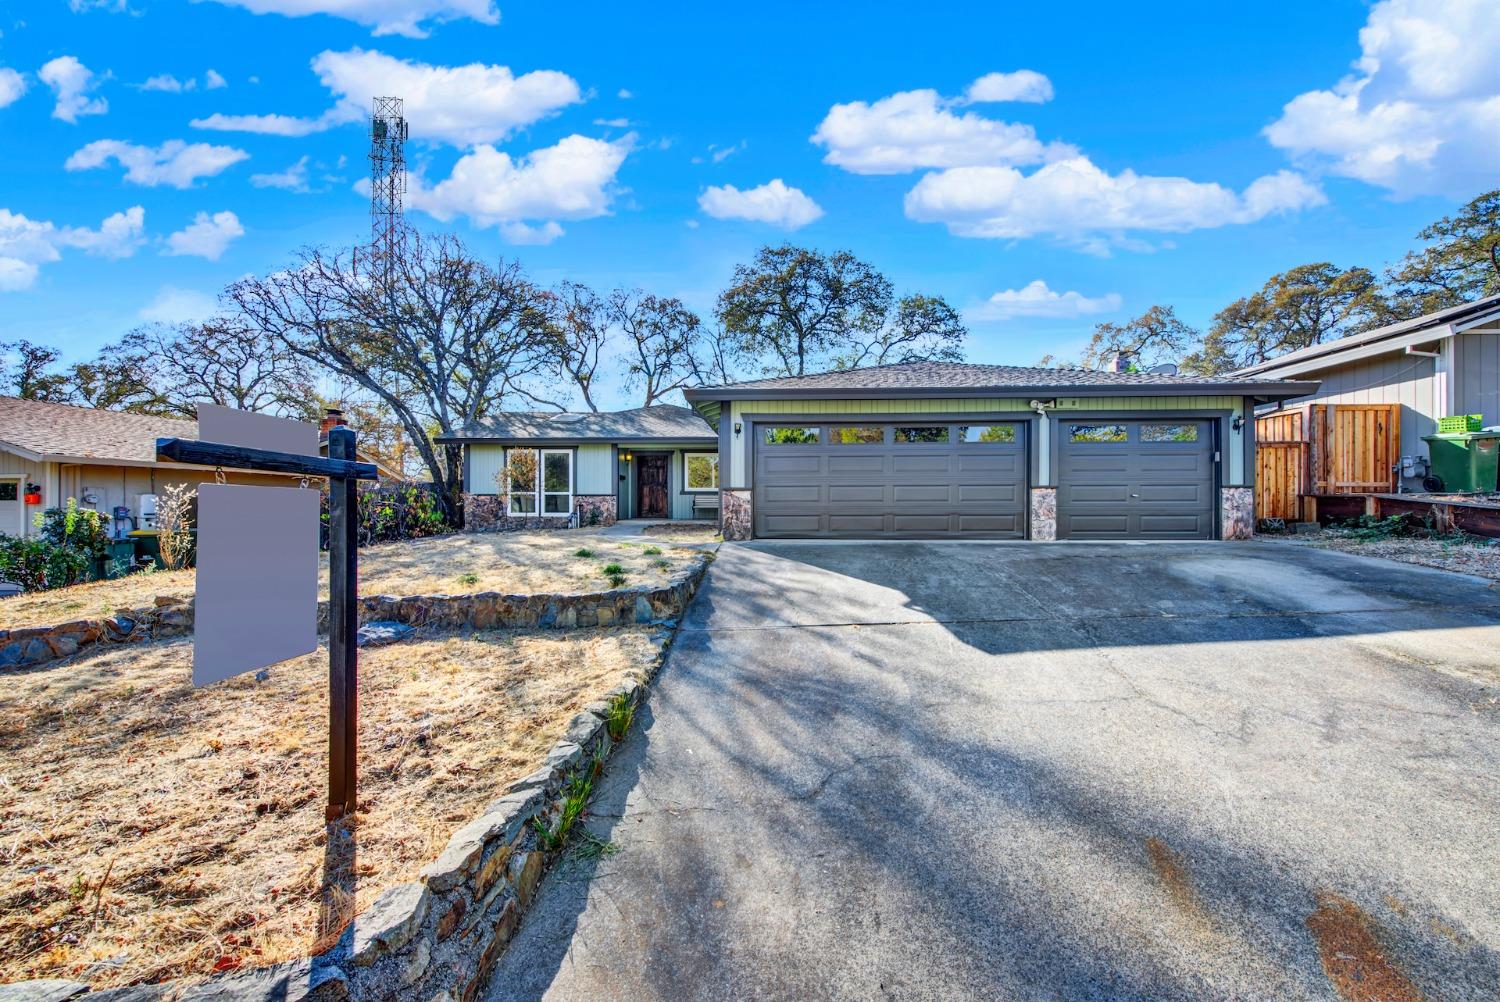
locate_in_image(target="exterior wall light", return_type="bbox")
[733,422,742,435]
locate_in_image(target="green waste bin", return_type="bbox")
[1421,431,1500,492]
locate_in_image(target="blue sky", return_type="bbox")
[2,0,1495,409]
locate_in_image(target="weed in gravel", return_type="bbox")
[651,558,670,570]
[456,572,480,586]
[573,548,595,559]
[641,545,662,556]
[601,562,625,575]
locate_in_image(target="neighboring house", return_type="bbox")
[440,405,719,530]
[681,361,1313,541]
[0,396,301,539]
[1236,295,1500,492]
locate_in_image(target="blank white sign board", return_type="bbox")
[194,483,319,686]
[197,403,319,457]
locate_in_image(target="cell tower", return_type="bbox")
[369,96,408,271]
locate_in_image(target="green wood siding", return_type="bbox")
[576,444,614,494]
[468,445,505,495]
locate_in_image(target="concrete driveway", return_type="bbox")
[488,541,1500,1001]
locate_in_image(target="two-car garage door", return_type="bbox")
[751,416,1218,540]
[754,421,1027,539]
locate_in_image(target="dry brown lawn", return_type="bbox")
[0,627,660,989]
[1,530,709,630]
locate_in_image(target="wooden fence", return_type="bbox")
[1255,403,1401,522]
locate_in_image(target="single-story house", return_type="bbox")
[0,397,393,539]
[1235,294,1500,492]
[679,361,1315,541]
[439,405,719,531]
[451,362,1312,541]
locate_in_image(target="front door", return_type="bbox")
[637,454,669,518]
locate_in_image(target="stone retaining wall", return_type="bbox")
[1,557,708,673]
[0,559,709,1002]
[462,494,617,534]
[0,596,192,669]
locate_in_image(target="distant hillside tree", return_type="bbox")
[0,341,71,401]
[1080,305,1200,372]
[1184,263,1385,373]
[1384,189,1500,319]
[717,245,964,377]
[612,289,704,406]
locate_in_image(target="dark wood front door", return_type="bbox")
[637,454,669,518]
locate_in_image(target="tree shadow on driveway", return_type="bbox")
[489,542,1500,1001]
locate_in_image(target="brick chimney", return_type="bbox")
[320,407,347,436]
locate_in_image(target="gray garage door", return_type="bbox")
[753,421,1027,539]
[1056,419,1216,540]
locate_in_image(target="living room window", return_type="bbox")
[684,452,719,492]
[506,448,573,516]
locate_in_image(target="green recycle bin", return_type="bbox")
[1421,431,1500,493]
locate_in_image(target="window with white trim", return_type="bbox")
[540,449,573,516]
[684,452,719,492]
[505,448,574,516]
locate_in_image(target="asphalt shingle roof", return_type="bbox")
[709,360,1280,392]
[439,404,715,442]
[0,396,198,463]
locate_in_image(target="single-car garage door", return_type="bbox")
[1057,419,1216,539]
[754,421,1027,539]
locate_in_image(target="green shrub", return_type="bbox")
[573,548,595,558]
[0,535,90,592]
[607,573,627,588]
[601,562,625,575]
[36,499,110,563]
[641,545,662,556]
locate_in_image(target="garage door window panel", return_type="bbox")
[894,426,950,444]
[831,426,885,445]
[1141,423,1200,443]
[764,426,820,445]
[958,425,1016,444]
[1070,424,1128,443]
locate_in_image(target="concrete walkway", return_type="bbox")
[488,541,1500,1001]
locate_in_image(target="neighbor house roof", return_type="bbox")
[681,360,1317,402]
[1234,294,1500,378]
[0,395,199,464]
[435,404,716,445]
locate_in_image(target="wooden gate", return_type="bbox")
[1255,403,1401,522]
[1255,409,1307,521]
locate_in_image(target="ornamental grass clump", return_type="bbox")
[156,484,197,571]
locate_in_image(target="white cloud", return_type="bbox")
[0,205,145,291]
[1264,0,1500,196]
[971,280,1122,320]
[139,285,220,323]
[964,70,1053,104]
[39,56,108,123]
[165,210,244,260]
[250,156,312,191]
[811,86,1072,175]
[68,0,128,10]
[404,134,630,240]
[592,117,630,128]
[205,69,228,90]
[698,179,823,230]
[198,0,497,38]
[904,157,1324,251]
[0,68,27,109]
[65,139,250,188]
[142,73,193,93]
[56,206,147,258]
[192,48,580,149]
[617,88,633,99]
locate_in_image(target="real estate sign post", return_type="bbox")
[157,423,378,820]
